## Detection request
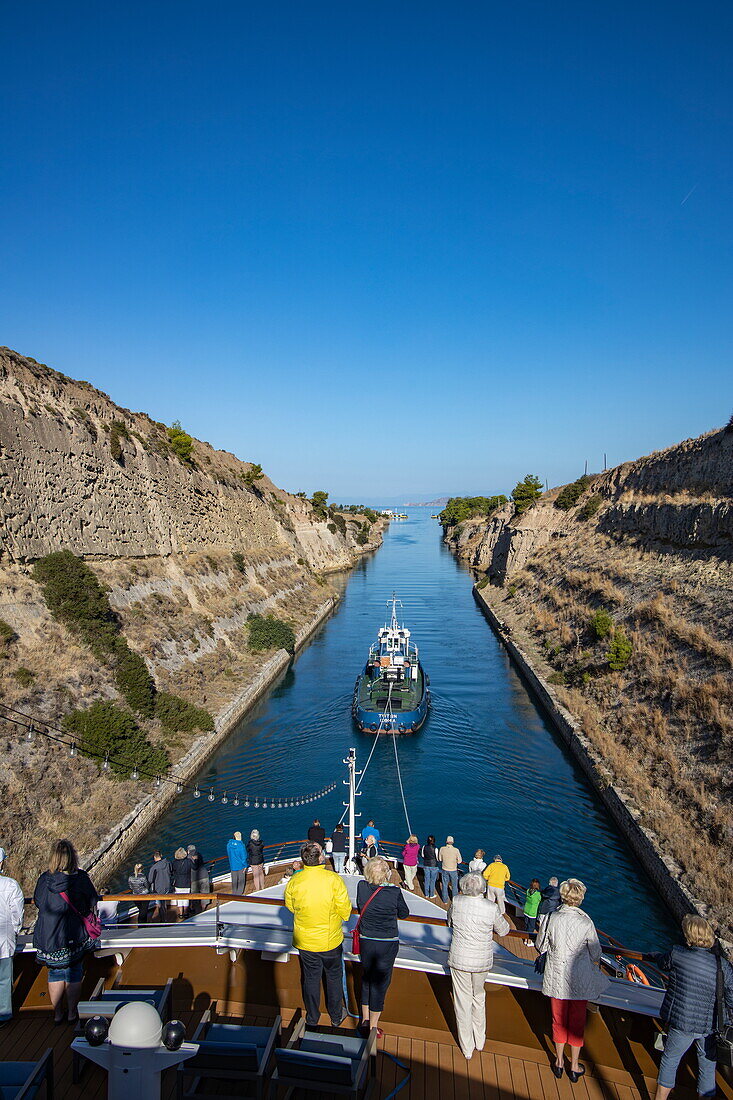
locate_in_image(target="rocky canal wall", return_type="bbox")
[472,583,714,938]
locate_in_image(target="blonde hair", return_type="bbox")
[407,835,418,845]
[682,914,715,949]
[174,847,187,859]
[49,839,78,874]
[559,878,587,907]
[134,863,143,875]
[364,857,391,886]
[474,849,485,859]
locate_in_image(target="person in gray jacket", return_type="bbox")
[536,878,609,1082]
[643,914,733,1100]
[447,872,510,1060]
[148,851,173,922]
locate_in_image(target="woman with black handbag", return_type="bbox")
[643,914,733,1099]
[355,856,409,1038]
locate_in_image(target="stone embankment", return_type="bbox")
[444,425,733,941]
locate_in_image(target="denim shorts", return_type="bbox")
[47,962,83,983]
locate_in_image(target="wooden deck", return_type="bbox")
[7,943,733,1100]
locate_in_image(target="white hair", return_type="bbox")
[250,829,260,841]
[459,873,486,897]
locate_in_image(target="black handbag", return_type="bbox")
[534,952,547,975]
[715,951,733,1067]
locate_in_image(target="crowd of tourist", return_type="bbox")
[0,823,731,1098]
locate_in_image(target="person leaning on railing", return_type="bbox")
[447,872,510,1061]
[535,878,609,1083]
[357,856,409,1038]
[482,855,510,914]
[284,841,352,1028]
[642,915,733,1100]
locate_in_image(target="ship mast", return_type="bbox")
[344,747,360,871]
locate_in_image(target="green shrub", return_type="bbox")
[607,629,633,671]
[356,530,369,546]
[243,462,263,487]
[590,609,614,640]
[114,646,156,718]
[64,701,169,779]
[155,691,214,733]
[296,558,306,566]
[580,494,602,520]
[507,584,517,597]
[110,424,123,463]
[512,475,543,516]
[310,491,329,520]
[33,551,119,657]
[0,620,17,646]
[439,495,508,527]
[166,421,194,463]
[547,671,566,685]
[233,552,246,573]
[555,475,590,511]
[13,667,35,687]
[327,523,337,534]
[476,576,489,590]
[33,550,157,714]
[246,613,296,654]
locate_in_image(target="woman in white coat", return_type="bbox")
[447,872,510,1060]
[536,878,609,1082]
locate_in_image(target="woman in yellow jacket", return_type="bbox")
[284,842,352,1026]
[482,855,510,913]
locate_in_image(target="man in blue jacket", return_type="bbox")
[227,831,248,895]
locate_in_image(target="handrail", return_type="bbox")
[93,890,651,959]
[100,838,663,967]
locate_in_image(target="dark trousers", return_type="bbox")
[359,939,399,1013]
[231,869,245,895]
[136,899,150,924]
[299,945,345,1026]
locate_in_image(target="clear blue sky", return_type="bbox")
[1,2,731,500]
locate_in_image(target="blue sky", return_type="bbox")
[1,2,731,500]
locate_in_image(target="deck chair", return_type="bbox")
[0,1048,54,1099]
[177,1008,281,1099]
[269,1018,377,1100]
[73,977,173,1082]
[77,975,173,1021]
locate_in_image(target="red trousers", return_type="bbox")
[551,998,587,1048]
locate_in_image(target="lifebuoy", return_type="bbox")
[625,963,650,985]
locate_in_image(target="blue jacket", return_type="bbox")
[645,945,733,1034]
[227,838,247,872]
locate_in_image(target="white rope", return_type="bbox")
[339,679,396,826]
[391,730,412,835]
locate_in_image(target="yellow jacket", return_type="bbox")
[483,861,510,889]
[284,865,352,952]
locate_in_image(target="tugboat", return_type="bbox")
[352,595,430,733]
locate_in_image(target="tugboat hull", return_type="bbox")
[352,681,430,734]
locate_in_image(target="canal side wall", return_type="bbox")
[472,583,714,937]
[82,593,340,886]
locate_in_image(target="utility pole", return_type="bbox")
[603,452,607,471]
[584,459,588,476]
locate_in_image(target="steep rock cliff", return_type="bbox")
[0,347,385,883]
[445,427,733,938]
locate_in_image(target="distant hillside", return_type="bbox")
[0,347,385,886]
[445,427,733,940]
[403,496,450,507]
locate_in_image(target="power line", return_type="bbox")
[0,701,336,809]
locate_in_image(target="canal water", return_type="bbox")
[129,510,675,950]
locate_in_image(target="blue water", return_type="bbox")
[124,511,675,950]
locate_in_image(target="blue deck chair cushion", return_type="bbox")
[192,1023,273,1072]
[275,1047,355,1085]
[0,1062,43,1099]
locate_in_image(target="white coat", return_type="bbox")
[0,873,25,959]
[447,894,510,972]
[536,904,609,1002]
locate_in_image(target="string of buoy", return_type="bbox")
[0,700,337,809]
